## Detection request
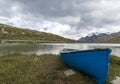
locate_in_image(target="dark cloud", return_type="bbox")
[0,0,120,39]
[1,0,120,26]
[12,0,74,17]
[0,0,13,17]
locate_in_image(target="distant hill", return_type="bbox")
[102,36,120,43]
[80,33,109,42]
[79,32,120,43]
[0,23,75,43]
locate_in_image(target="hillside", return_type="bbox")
[0,23,75,43]
[79,32,120,43]
[102,36,120,43]
[80,33,109,42]
[103,32,120,43]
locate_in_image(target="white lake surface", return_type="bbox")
[0,43,120,57]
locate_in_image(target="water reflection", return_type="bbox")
[0,43,120,57]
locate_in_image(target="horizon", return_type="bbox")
[1,0,120,40]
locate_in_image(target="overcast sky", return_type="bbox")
[0,0,120,39]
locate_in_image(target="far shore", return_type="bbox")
[1,39,120,44]
[0,39,78,43]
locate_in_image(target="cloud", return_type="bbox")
[0,0,120,39]
[37,21,71,37]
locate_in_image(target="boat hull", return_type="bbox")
[60,49,112,84]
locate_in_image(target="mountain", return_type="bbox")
[0,23,75,43]
[102,36,120,43]
[79,32,120,43]
[80,32,110,42]
[102,32,120,43]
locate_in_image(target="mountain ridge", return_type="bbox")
[79,32,120,43]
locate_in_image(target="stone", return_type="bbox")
[111,76,120,84]
[64,69,76,77]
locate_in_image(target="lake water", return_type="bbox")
[0,43,120,57]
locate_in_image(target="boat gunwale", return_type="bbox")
[60,48,111,54]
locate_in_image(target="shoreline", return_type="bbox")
[0,39,77,43]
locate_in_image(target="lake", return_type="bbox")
[0,43,120,57]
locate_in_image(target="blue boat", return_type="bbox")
[60,48,112,84]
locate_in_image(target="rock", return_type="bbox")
[111,76,120,84]
[64,69,76,77]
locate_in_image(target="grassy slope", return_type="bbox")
[80,36,120,43]
[101,36,120,43]
[0,54,119,84]
[0,24,75,43]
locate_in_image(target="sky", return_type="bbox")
[0,0,120,40]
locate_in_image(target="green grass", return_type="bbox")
[107,56,120,83]
[0,54,119,84]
